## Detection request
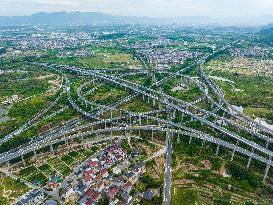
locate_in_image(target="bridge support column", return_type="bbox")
[263,163,271,183]
[194,109,197,121]
[33,150,37,159]
[266,140,270,149]
[7,162,11,175]
[247,148,254,168]
[21,156,26,167]
[231,140,239,161]
[139,116,142,125]
[247,156,252,169]
[230,140,239,161]
[231,150,235,161]
[152,129,154,141]
[216,144,220,155]
[181,113,184,122]
[81,136,84,145]
[189,136,192,144]
[50,144,54,154]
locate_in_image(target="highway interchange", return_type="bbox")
[0,49,273,204]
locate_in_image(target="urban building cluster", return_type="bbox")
[137,49,199,65]
[15,189,57,205]
[60,143,147,205]
[57,49,94,58]
[229,47,271,58]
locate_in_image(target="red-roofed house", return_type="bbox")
[85,199,94,205]
[109,186,119,199]
[123,181,133,193]
[96,181,105,191]
[95,174,103,182]
[100,169,108,178]
[85,188,95,197]
[88,160,98,167]
[91,192,101,202]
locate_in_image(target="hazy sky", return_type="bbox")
[1,0,273,17]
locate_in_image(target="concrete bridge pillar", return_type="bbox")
[247,148,254,168]
[231,140,239,161]
[7,161,11,175]
[266,140,270,149]
[33,150,37,159]
[216,144,220,155]
[50,144,55,154]
[139,116,142,125]
[263,159,271,182]
[181,113,184,122]
[81,136,84,145]
[247,156,252,169]
[201,139,205,147]
[189,136,192,144]
[21,156,26,167]
[177,133,180,143]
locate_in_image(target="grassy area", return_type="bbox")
[173,189,197,205]
[0,71,58,99]
[0,176,30,205]
[172,137,273,205]
[163,78,203,102]
[18,165,47,186]
[47,157,72,177]
[203,68,273,123]
[87,84,128,105]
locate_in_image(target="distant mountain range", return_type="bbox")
[0,12,273,26]
[0,12,209,25]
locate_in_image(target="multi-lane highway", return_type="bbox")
[0,55,272,205]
